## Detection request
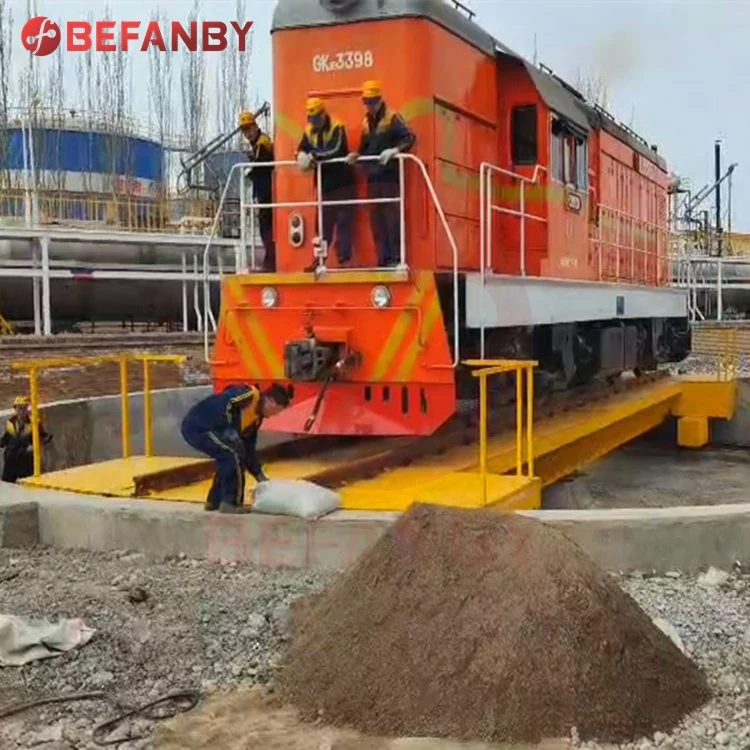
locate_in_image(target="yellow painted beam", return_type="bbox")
[672,378,738,421]
[234,270,410,286]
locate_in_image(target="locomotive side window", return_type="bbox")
[511,105,538,165]
[550,116,588,190]
[551,117,566,182]
[575,137,588,190]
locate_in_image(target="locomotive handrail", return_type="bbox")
[594,204,668,286]
[202,153,462,368]
[479,162,547,280]
[478,161,547,358]
[201,155,403,358]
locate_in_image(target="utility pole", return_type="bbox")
[715,140,722,256]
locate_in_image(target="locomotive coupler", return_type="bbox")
[303,351,362,433]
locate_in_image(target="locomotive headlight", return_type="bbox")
[261,287,279,308]
[371,285,391,309]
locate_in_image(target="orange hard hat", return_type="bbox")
[239,111,256,128]
[306,97,325,116]
[362,80,382,98]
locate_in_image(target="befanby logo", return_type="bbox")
[22,16,61,57]
[21,16,253,56]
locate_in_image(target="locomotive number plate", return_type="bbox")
[312,50,374,73]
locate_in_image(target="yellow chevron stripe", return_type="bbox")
[244,310,285,379]
[392,289,443,382]
[225,278,284,380]
[225,309,262,378]
[370,275,428,382]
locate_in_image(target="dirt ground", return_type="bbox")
[543,435,750,510]
[154,689,573,750]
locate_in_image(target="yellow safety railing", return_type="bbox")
[716,328,739,382]
[464,359,538,505]
[10,353,186,477]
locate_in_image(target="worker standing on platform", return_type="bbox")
[239,111,276,272]
[296,97,357,269]
[1,396,52,484]
[346,81,416,267]
[180,383,293,513]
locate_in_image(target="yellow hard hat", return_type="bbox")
[239,111,255,128]
[13,395,29,407]
[306,97,325,117]
[362,80,382,98]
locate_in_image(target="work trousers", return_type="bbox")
[181,423,245,508]
[1,451,33,484]
[258,208,276,272]
[367,179,401,267]
[321,184,355,264]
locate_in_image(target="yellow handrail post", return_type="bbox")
[515,368,523,475]
[479,371,488,506]
[526,363,534,477]
[29,367,41,477]
[143,358,153,458]
[120,356,131,459]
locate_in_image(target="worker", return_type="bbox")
[1,396,52,483]
[296,97,356,269]
[239,111,276,272]
[346,81,416,267]
[180,383,293,513]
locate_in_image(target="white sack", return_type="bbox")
[0,614,95,666]
[252,479,341,520]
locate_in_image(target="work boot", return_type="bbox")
[218,503,252,514]
[204,501,218,511]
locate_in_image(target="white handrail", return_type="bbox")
[478,161,547,358]
[401,152,461,368]
[202,153,462,368]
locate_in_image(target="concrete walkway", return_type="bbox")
[3,481,750,573]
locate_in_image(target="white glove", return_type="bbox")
[297,152,314,171]
[345,152,359,165]
[379,147,399,165]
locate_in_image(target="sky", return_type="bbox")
[5,0,748,229]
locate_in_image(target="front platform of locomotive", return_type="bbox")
[211,0,461,437]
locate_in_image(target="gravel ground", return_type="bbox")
[670,354,750,378]
[582,567,750,750]
[1,549,749,750]
[0,548,334,750]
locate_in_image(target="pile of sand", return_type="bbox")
[278,504,710,745]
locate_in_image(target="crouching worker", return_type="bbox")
[1,396,53,483]
[180,384,294,513]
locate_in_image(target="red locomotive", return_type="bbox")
[210,0,690,437]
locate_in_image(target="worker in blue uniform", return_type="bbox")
[296,97,357,268]
[180,383,293,513]
[346,81,416,267]
[1,396,52,483]
[239,111,276,272]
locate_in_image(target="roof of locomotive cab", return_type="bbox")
[272,0,667,172]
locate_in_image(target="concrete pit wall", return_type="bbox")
[0,386,292,477]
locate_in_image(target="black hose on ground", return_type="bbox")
[0,688,201,746]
